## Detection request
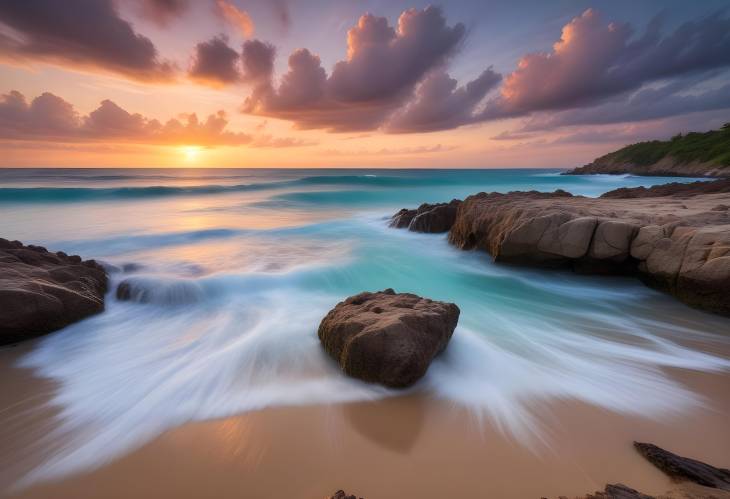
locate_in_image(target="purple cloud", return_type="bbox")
[387,68,502,133]
[479,9,730,120]
[0,0,174,81]
[241,39,276,84]
[135,0,189,26]
[520,78,730,131]
[241,6,469,131]
[189,35,241,86]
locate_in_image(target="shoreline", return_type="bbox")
[2,341,730,499]
[2,169,730,498]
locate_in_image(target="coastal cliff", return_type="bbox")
[391,180,730,315]
[566,124,730,178]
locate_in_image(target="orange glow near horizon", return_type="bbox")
[0,3,724,169]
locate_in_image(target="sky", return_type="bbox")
[0,0,728,168]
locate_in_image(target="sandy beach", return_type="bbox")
[2,338,729,499]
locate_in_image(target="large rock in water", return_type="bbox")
[318,289,459,388]
[437,184,730,315]
[0,238,107,345]
[389,199,461,233]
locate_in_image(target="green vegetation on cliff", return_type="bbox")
[603,123,730,167]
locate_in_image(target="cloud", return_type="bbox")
[270,0,290,32]
[479,9,730,120]
[241,39,275,84]
[567,112,729,146]
[0,0,175,81]
[520,78,730,131]
[387,68,502,133]
[135,0,189,26]
[241,6,470,131]
[215,0,254,37]
[0,89,307,147]
[325,143,457,157]
[189,35,241,86]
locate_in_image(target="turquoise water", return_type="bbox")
[2,168,730,484]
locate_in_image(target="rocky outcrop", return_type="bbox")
[389,199,461,233]
[318,289,459,388]
[566,125,730,178]
[634,442,730,491]
[566,157,730,178]
[393,183,730,315]
[0,238,107,345]
[601,179,730,199]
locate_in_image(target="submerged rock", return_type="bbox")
[634,442,730,491]
[0,238,107,345]
[116,276,204,305]
[318,289,459,388]
[389,199,461,233]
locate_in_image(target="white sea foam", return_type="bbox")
[13,262,730,487]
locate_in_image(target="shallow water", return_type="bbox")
[1,168,729,486]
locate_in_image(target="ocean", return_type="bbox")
[2,168,730,485]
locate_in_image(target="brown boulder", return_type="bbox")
[317,289,459,388]
[0,238,107,345]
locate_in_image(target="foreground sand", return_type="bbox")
[1,340,729,499]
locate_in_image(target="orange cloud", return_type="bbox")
[0,90,309,148]
[216,0,255,38]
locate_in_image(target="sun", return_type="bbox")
[182,146,201,162]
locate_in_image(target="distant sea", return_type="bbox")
[2,168,730,484]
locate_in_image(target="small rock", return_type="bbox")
[579,483,655,499]
[634,442,730,491]
[328,490,363,499]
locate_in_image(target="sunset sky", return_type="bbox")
[0,0,729,168]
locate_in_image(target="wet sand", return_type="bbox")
[1,340,729,499]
